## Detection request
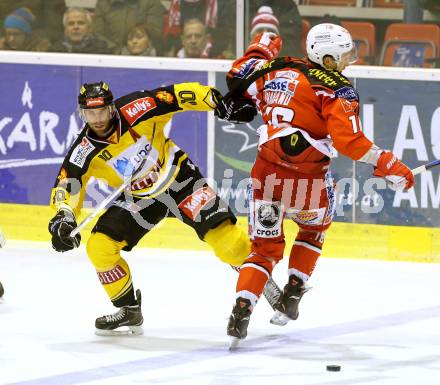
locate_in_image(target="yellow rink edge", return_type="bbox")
[0,203,438,263]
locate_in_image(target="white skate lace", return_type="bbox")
[105,308,127,323]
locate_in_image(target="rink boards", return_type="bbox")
[1,53,440,262]
[1,202,440,263]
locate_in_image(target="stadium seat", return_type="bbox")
[341,21,376,65]
[379,23,440,67]
[372,0,404,8]
[306,0,356,6]
[301,19,311,55]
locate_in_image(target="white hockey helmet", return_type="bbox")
[306,23,357,68]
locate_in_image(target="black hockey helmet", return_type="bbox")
[78,81,113,109]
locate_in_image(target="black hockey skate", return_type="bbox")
[227,297,252,350]
[0,281,4,299]
[95,289,143,336]
[270,275,310,326]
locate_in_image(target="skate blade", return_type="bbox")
[270,310,292,326]
[229,336,241,350]
[95,325,143,336]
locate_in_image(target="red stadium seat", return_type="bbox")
[372,0,404,8]
[341,21,376,65]
[379,23,440,67]
[307,0,356,5]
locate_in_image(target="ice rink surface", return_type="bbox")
[1,241,440,385]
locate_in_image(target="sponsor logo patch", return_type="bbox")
[86,97,104,107]
[339,97,354,113]
[258,203,280,228]
[155,91,174,104]
[97,265,127,285]
[264,79,289,92]
[324,172,335,225]
[335,86,358,101]
[120,97,157,125]
[130,161,163,191]
[178,186,217,220]
[57,168,67,181]
[253,201,282,238]
[263,79,298,106]
[275,70,299,80]
[287,208,326,226]
[69,137,95,167]
[109,137,156,177]
[235,58,269,79]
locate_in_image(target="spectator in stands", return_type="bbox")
[0,1,66,44]
[51,7,111,54]
[417,0,440,21]
[0,7,50,51]
[250,6,280,39]
[164,0,235,58]
[249,0,302,57]
[93,0,166,54]
[177,18,215,58]
[41,0,66,43]
[120,23,157,56]
[313,13,342,27]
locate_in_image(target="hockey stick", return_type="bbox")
[70,158,147,237]
[411,159,440,176]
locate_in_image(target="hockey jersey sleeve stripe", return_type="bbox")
[315,90,335,99]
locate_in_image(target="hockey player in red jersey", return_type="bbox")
[225,24,414,346]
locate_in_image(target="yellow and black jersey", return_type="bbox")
[50,82,218,217]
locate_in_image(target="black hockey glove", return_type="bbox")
[214,91,257,123]
[48,209,81,252]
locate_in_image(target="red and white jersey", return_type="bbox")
[227,55,373,161]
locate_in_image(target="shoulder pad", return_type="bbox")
[307,68,352,90]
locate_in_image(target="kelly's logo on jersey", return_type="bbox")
[178,186,217,220]
[120,97,157,125]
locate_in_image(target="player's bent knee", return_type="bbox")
[204,220,251,266]
[87,232,128,268]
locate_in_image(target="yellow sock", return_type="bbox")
[87,232,133,302]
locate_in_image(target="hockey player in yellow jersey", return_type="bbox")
[48,81,257,335]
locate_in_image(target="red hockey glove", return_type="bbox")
[244,32,282,60]
[373,151,414,190]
